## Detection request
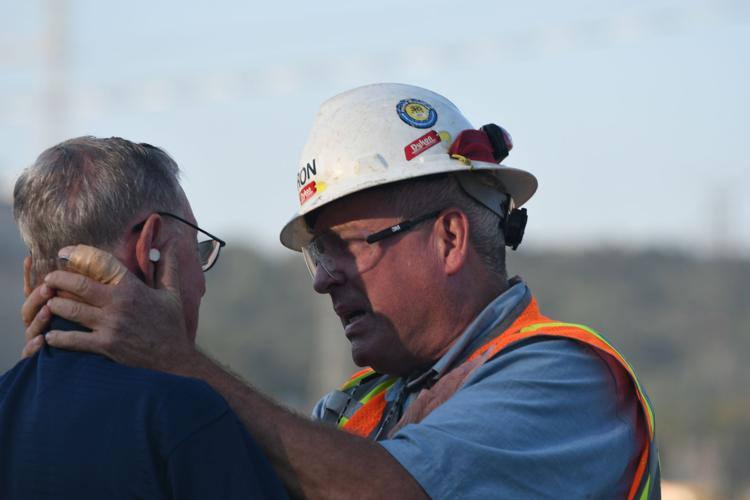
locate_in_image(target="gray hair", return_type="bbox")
[380,172,508,280]
[13,136,183,280]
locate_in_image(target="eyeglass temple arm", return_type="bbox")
[365,210,442,244]
[156,212,227,247]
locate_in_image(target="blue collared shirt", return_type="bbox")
[314,281,644,498]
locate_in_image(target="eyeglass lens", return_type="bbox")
[198,240,221,271]
[302,232,378,280]
[301,209,442,281]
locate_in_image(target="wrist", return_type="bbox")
[159,343,203,376]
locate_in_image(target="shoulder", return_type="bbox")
[72,352,232,453]
[380,337,642,498]
[129,367,232,452]
[422,336,628,424]
[457,337,635,433]
[79,351,228,411]
[469,336,618,386]
[1,348,236,469]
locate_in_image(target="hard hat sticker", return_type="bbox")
[299,180,327,205]
[405,130,441,161]
[298,159,326,205]
[396,99,438,129]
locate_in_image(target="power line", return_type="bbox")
[1,0,748,124]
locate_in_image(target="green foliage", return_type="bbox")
[197,246,316,408]
[1,201,748,491]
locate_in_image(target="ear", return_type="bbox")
[133,213,163,287]
[433,208,470,276]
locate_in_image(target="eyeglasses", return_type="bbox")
[133,212,226,272]
[301,209,441,280]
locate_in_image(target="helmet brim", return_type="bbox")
[279,161,537,251]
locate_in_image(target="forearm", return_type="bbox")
[24,254,421,498]
[24,248,426,498]
[176,350,426,500]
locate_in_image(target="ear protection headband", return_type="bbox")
[451,123,529,250]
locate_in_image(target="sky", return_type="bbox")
[1,0,748,256]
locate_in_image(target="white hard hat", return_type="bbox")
[280,83,538,251]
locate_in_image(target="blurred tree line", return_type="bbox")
[1,200,748,495]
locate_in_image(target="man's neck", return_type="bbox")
[392,277,509,378]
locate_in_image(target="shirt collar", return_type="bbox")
[405,278,529,391]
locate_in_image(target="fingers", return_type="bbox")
[22,283,55,328]
[45,330,108,358]
[25,304,52,342]
[45,296,102,328]
[23,256,32,297]
[43,270,112,307]
[60,245,127,285]
[21,336,45,359]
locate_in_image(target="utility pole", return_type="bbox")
[711,182,735,258]
[309,294,354,406]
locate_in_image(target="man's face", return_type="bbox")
[310,190,443,376]
[164,200,206,342]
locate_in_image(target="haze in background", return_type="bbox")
[1,0,748,256]
[2,1,749,497]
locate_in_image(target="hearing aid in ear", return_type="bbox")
[148,248,161,263]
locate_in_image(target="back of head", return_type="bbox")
[13,136,183,283]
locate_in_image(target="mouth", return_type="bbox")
[332,296,371,333]
[342,310,367,327]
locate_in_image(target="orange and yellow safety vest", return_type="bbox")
[328,297,660,500]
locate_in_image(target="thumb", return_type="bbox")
[59,245,128,285]
[155,238,182,296]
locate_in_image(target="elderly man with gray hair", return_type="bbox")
[0,136,287,499]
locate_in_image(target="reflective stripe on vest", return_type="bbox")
[338,376,397,429]
[335,297,660,499]
[487,322,660,500]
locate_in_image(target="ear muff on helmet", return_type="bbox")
[504,208,527,251]
[477,123,527,250]
[452,127,528,252]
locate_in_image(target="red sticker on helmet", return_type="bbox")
[404,130,441,161]
[299,181,317,204]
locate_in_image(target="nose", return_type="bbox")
[312,263,345,294]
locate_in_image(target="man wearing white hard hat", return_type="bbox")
[23,83,660,499]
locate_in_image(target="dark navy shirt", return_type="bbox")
[0,325,288,499]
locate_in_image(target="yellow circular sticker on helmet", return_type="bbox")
[396,98,438,129]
